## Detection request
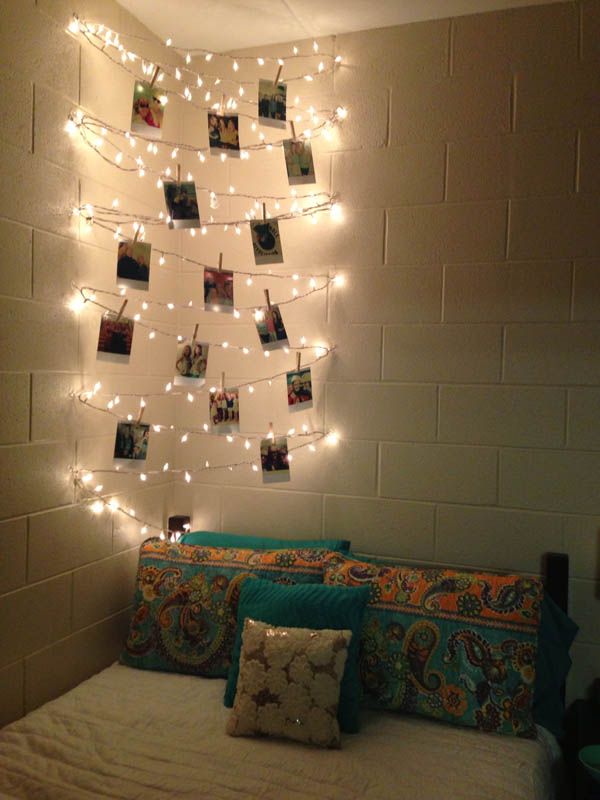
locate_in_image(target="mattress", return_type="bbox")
[0,663,560,800]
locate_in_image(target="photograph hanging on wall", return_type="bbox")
[208,113,240,155]
[254,304,289,351]
[130,81,165,139]
[286,367,313,411]
[163,181,201,229]
[174,339,209,386]
[209,386,240,434]
[258,79,287,129]
[97,313,134,362]
[113,421,150,464]
[116,238,151,289]
[250,219,284,265]
[260,436,290,483]
[204,268,234,312]
[283,139,316,185]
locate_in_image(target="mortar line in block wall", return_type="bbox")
[574,129,581,192]
[504,199,511,261]
[30,82,36,155]
[569,260,576,321]
[382,209,388,266]
[386,88,392,148]
[494,447,500,505]
[443,143,450,202]
[563,388,571,449]
[510,74,517,133]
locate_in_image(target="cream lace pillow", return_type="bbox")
[226,618,352,748]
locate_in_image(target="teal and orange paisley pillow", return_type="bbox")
[322,553,543,738]
[120,539,328,678]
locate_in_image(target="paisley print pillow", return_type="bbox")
[120,539,328,678]
[322,553,543,738]
[227,618,351,748]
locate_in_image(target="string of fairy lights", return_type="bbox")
[67,13,346,538]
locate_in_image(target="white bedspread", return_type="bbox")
[0,663,559,800]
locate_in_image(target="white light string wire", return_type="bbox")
[74,289,337,359]
[72,428,338,539]
[66,107,345,179]
[76,272,336,316]
[74,194,339,234]
[68,16,342,96]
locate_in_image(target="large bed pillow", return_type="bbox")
[224,578,370,733]
[322,553,544,738]
[180,530,350,552]
[226,618,352,748]
[120,539,329,678]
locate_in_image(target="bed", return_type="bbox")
[0,543,573,800]
[0,662,561,800]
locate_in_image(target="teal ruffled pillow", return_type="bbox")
[180,530,350,553]
[224,578,370,734]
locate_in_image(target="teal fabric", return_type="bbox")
[181,530,350,552]
[120,539,326,679]
[533,594,578,737]
[224,578,370,734]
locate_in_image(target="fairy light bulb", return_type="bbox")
[91,500,104,514]
[185,471,192,483]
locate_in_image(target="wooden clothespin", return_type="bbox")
[264,289,271,310]
[220,371,225,391]
[268,422,274,439]
[218,252,223,272]
[176,163,181,183]
[192,323,199,343]
[137,400,145,424]
[290,121,297,141]
[262,202,267,221]
[296,351,301,371]
[221,93,225,113]
[274,65,282,87]
[115,299,128,322]
[149,65,161,88]
[132,226,139,244]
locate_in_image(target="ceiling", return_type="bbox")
[117,0,565,52]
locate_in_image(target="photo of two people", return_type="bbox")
[116,239,151,289]
[113,421,150,463]
[163,181,201,229]
[254,304,289,351]
[174,340,209,386]
[286,368,313,411]
[283,139,316,185]
[204,268,234,312]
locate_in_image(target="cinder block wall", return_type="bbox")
[1,0,599,727]
[180,0,600,704]
[0,0,177,726]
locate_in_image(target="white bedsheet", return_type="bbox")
[0,663,559,800]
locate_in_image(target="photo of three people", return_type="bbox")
[258,79,287,128]
[209,388,240,434]
[208,113,240,154]
[114,421,150,463]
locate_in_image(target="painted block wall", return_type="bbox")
[178,0,600,705]
[0,0,599,728]
[0,0,177,726]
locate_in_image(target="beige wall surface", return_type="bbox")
[0,0,599,727]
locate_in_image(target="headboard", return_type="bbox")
[542,551,569,614]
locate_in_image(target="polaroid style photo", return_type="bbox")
[163,181,201,229]
[207,113,240,155]
[97,313,134,363]
[204,268,234,313]
[130,81,165,140]
[258,79,287,129]
[254,304,289,351]
[209,386,240,434]
[283,138,316,185]
[250,219,284,265]
[286,367,313,411]
[260,436,290,483]
[114,421,150,467]
[174,339,209,386]
[116,238,151,290]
